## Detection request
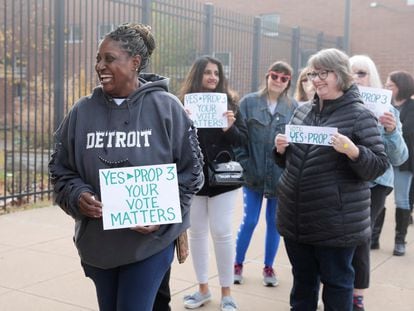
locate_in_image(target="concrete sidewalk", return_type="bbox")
[0,193,413,310]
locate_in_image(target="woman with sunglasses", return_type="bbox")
[349,55,408,311]
[233,61,297,287]
[274,48,389,310]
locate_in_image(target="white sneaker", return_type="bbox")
[183,291,212,309]
[221,296,238,311]
[234,263,243,284]
[262,266,279,287]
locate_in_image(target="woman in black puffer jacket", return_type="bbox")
[274,48,389,311]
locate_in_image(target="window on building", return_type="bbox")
[65,25,82,43]
[260,13,280,37]
[99,24,116,40]
[13,57,27,78]
[407,0,414,5]
[213,52,231,78]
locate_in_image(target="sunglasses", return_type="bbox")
[269,71,291,83]
[353,71,368,78]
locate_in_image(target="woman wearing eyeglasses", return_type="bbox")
[349,55,408,311]
[274,48,389,311]
[233,61,297,287]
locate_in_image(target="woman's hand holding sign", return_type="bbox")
[79,192,102,218]
[379,111,396,133]
[130,225,160,234]
[275,133,289,155]
[222,110,236,132]
[330,133,359,161]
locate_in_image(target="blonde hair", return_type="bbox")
[349,55,382,88]
[294,67,312,101]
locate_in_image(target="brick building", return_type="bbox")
[207,0,414,83]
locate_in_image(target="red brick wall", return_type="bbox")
[208,0,414,83]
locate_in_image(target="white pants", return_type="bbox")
[189,189,238,287]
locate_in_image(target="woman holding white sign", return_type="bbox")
[49,23,204,311]
[349,54,408,311]
[178,56,247,311]
[274,48,389,311]
[233,61,297,287]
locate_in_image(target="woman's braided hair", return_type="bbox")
[105,23,156,72]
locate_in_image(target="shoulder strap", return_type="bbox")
[213,150,233,162]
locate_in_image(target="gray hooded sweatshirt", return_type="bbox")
[49,74,204,269]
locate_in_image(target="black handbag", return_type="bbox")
[208,151,244,187]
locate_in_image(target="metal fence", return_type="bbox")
[0,0,341,211]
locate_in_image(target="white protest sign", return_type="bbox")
[358,86,392,118]
[286,125,338,146]
[184,92,228,128]
[99,164,181,230]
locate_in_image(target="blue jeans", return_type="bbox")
[284,238,356,311]
[394,167,413,210]
[235,187,280,267]
[153,267,171,311]
[82,243,174,311]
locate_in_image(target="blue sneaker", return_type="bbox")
[183,291,212,309]
[220,296,238,311]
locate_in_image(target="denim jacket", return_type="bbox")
[234,92,297,197]
[372,106,408,188]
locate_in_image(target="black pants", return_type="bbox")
[352,184,392,289]
[285,238,356,311]
[153,267,171,311]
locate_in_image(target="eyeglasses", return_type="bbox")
[269,71,291,83]
[306,70,333,81]
[353,71,368,78]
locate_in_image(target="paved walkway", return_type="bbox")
[0,193,413,310]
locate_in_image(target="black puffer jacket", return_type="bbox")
[274,85,389,247]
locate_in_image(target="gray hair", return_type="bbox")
[307,48,353,91]
[105,23,156,72]
[349,54,383,88]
